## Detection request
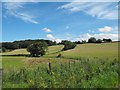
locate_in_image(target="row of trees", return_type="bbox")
[1,37,112,50]
[1,39,57,50]
[88,37,112,43]
[74,38,112,44]
[1,37,112,55]
[26,37,112,57]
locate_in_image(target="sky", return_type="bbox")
[1,1,119,42]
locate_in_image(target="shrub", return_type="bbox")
[62,41,76,51]
[57,53,62,58]
[2,47,6,52]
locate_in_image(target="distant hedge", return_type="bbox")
[62,40,76,51]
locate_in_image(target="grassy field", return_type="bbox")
[45,42,118,59]
[1,49,29,55]
[2,42,119,88]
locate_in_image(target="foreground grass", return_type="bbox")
[3,57,118,88]
[2,56,25,71]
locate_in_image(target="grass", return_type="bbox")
[2,56,25,70]
[2,42,119,88]
[3,58,118,88]
[45,43,118,59]
[46,45,64,54]
[1,49,29,56]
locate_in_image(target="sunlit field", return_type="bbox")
[2,42,119,88]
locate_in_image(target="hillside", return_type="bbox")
[2,43,118,59]
[1,45,64,56]
[45,42,118,59]
[1,49,29,55]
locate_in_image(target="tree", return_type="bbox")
[2,47,6,52]
[107,38,112,42]
[27,42,48,57]
[74,41,82,44]
[2,42,18,50]
[88,37,96,43]
[82,40,86,44]
[96,39,102,43]
[103,38,112,42]
[62,41,76,51]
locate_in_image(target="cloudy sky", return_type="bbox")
[2,1,119,42]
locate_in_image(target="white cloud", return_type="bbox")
[98,26,113,33]
[46,34,55,40]
[55,39,61,43]
[46,34,61,43]
[76,33,118,41]
[4,2,38,24]
[112,26,118,34]
[58,2,118,19]
[42,28,52,33]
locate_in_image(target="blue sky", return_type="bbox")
[2,2,118,42]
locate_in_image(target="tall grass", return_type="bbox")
[3,57,118,88]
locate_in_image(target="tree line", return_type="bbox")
[1,39,56,50]
[0,37,112,55]
[74,37,112,44]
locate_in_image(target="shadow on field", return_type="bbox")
[1,54,29,57]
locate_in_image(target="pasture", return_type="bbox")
[1,42,119,88]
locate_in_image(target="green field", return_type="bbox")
[2,42,119,88]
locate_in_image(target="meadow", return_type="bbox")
[1,42,119,88]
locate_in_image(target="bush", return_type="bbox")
[57,53,62,58]
[62,41,76,51]
[2,47,6,52]
[88,37,96,43]
[27,42,48,57]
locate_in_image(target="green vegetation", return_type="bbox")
[62,40,76,51]
[1,39,57,50]
[2,42,119,88]
[27,42,48,57]
[47,45,64,54]
[1,49,29,56]
[3,58,118,88]
[45,42,118,59]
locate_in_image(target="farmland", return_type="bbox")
[1,42,119,88]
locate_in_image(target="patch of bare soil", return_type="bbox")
[23,57,79,67]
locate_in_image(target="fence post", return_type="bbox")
[48,62,52,74]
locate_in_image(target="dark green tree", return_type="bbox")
[96,39,102,43]
[82,40,87,44]
[103,38,112,42]
[62,41,76,51]
[27,42,48,57]
[88,37,96,43]
[2,47,6,52]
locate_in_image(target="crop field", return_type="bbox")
[1,42,119,88]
